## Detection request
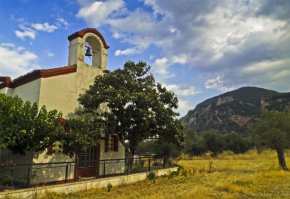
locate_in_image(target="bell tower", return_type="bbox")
[68,28,109,70]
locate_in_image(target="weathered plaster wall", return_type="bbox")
[38,64,102,117]
[2,79,41,103]
[99,136,126,176]
[38,72,77,117]
[0,149,75,185]
[0,87,10,95]
[31,150,75,184]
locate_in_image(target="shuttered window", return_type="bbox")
[113,135,118,152]
[104,133,109,152]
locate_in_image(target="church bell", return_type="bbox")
[85,46,92,57]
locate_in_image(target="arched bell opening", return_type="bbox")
[84,36,102,68]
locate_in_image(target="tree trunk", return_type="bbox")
[127,149,135,174]
[163,157,168,168]
[276,147,288,170]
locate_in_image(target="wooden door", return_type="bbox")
[76,144,100,178]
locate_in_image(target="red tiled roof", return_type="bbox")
[68,28,110,49]
[0,76,12,88]
[0,66,77,89]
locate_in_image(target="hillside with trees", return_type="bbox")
[181,87,283,133]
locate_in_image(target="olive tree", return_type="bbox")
[251,110,290,170]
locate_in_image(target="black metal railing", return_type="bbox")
[0,156,178,191]
[99,155,178,177]
[0,161,75,190]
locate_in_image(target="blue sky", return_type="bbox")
[1,0,290,117]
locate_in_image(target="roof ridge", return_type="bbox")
[0,65,77,89]
[68,28,110,49]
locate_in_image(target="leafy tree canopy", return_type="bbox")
[78,61,184,154]
[0,94,64,154]
[61,111,104,156]
[250,109,290,170]
[223,132,251,154]
[203,130,226,157]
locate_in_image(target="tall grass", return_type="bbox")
[43,150,290,199]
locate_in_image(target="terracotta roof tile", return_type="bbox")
[0,66,77,89]
[0,76,12,88]
[68,28,110,49]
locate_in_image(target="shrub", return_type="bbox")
[147,171,156,183]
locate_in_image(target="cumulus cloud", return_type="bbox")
[77,0,124,27]
[205,75,234,92]
[56,18,69,28]
[153,54,189,78]
[15,26,36,40]
[115,48,140,56]
[177,99,193,117]
[0,43,37,78]
[163,83,200,96]
[153,57,172,78]
[31,22,58,32]
[76,0,290,92]
[15,19,69,40]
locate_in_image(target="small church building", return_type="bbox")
[0,28,126,184]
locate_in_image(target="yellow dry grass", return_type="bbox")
[44,150,290,199]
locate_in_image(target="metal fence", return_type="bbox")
[0,156,177,191]
[99,155,178,177]
[0,162,75,191]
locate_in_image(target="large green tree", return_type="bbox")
[203,130,225,157]
[251,110,290,170]
[78,61,184,155]
[0,93,64,154]
[61,111,104,156]
[223,132,251,154]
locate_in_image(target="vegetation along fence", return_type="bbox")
[0,156,178,191]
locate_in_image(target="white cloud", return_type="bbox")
[153,57,173,78]
[177,99,193,117]
[115,48,140,56]
[77,0,124,27]
[164,84,199,96]
[57,18,69,28]
[172,54,188,64]
[15,22,58,40]
[15,26,36,40]
[242,59,290,74]
[1,43,15,48]
[153,55,189,78]
[0,43,37,78]
[76,0,290,92]
[205,75,234,92]
[45,50,54,57]
[15,19,69,41]
[31,22,58,32]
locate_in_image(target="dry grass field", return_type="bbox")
[44,150,290,199]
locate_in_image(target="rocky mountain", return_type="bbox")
[262,93,290,111]
[181,87,281,133]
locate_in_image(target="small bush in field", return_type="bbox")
[208,160,214,173]
[168,171,179,179]
[107,183,112,192]
[147,171,156,183]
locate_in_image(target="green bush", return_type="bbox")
[147,171,156,183]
